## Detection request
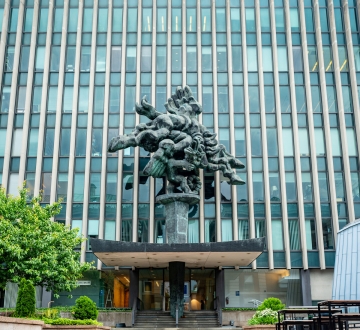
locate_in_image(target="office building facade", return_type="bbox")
[0,0,359,308]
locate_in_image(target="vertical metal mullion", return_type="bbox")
[132,1,142,242]
[328,0,355,222]
[149,19,156,243]
[197,0,205,243]
[182,0,186,85]
[314,3,339,253]
[2,1,25,191]
[269,0,291,269]
[242,0,256,268]
[65,0,83,227]
[81,0,98,263]
[33,2,53,197]
[284,0,311,269]
[115,1,127,241]
[211,0,221,242]
[167,0,171,97]
[256,0,273,269]
[50,0,69,204]
[226,0,239,241]
[19,2,40,185]
[149,0,157,243]
[0,1,9,187]
[299,0,325,260]
[343,0,360,215]
[98,0,113,269]
[312,0,338,257]
[0,1,10,94]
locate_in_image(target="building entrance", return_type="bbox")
[138,268,215,311]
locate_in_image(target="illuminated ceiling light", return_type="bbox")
[162,16,164,32]
[147,16,150,32]
[176,16,178,32]
[326,60,332,71]
[312,61,318,71]
[189,16,192,31]
[203,16,206,31]
[339,59,347,71]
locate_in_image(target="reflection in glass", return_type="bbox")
[305,219,316,250]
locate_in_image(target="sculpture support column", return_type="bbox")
[169,261,185,318]
[156,193,200,244]
[156,193,200,317]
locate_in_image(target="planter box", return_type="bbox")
[243,325,276,330]
[0,316,44,330]
[43,326,110,330]
[222,310,255,327]
[60,311,132,328]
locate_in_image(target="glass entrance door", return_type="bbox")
[185,269,215,311]
[139,269,165,310]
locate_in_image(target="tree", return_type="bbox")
[15,278,36,318]
[0,185,93,296]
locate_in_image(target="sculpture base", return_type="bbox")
[156,193,200,244]
[169,261,185,318]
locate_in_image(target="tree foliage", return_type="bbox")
[72,296,98,320]
[257,297,285,312]
[0,185,93,295]
[14,278,36,318]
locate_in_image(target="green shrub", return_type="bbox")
[14,278,36,318]
[42,317,102,325]
[71,296,98,320]
[257,297,285,312]
[248,309,279,325]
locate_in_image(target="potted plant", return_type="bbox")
[243,298,285,330]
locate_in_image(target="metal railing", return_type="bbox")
[175,302,179,327]
[214,296,222,326]
[131,297,142,326]
[249,299,263,308]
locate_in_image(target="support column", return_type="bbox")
[156,193,200,244]
[169,261,185,318]
[300,269,312,306]
[215,268,225,308]
[129,268,139,309]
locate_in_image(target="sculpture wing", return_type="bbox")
[143,149,167,178]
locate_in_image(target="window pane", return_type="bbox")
[157,8,167,32]
[128,8,137,32]
[141,46,152,72]
[95,47,106,72]
[272,220,284,250]
[112,8,123,32]
[187,8,197,32]
[216,8,226,32]
[63,87,73,112]
[38,8,49,32]
[98,8,108,32]
[172,8,181,32]
[47,87,58,112]
[202,8,211,32]
[83,8,93,32]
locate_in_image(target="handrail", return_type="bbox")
[214,296,222,326]
[175,301,179,327]
[132,297,142,326]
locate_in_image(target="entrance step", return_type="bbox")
[133,310,221,328]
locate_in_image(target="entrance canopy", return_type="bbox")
[91,238,265,268]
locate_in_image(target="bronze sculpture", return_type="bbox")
[108,85,245,194]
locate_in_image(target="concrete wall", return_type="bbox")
[0,316,44,330]
[54,271,101,307]
[222,311,255,327]
[310,269,334,301]
[60,311,132,328]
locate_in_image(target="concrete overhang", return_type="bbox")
[90,237,265,268]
